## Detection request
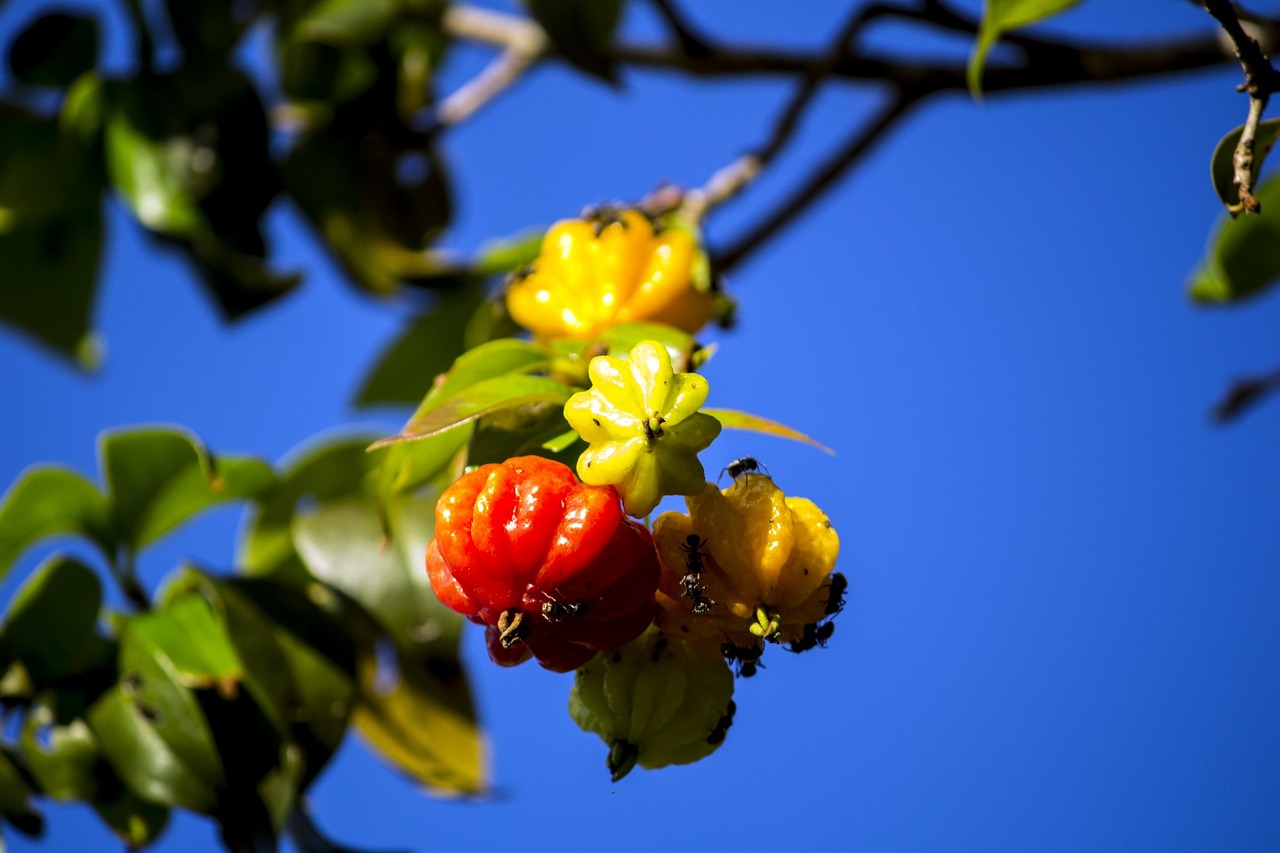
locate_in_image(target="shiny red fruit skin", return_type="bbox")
[425,456,660,672]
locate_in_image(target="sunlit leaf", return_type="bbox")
[1191,174,1280,303]
[100,426,274,552]
[293,0,397,46]
[8,12,98,88]
[3,556,113,685]
[132,592,242,692]
[103,98,202,236]
[968,0,1080,96]
[0,467,112,580]
[1210,117,1280,215]
[371,375,571,448]
[702,408,835,455]
[20,696,99,801]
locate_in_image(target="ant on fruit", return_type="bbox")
[787,621,835,653]
[540,592,588,623]
[823,572,847,617]
[720,640,764,678]
[720,456,770,483]
[679,535,714,613]
[706,700,736,745]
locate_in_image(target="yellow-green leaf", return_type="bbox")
[702,408,834,455]
[968,0,1081,97]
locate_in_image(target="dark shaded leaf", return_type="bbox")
[0,467,112,580]
[287,804,410,853]
[1191,174,1280,303]
[293,0,397,47]
[165,0,243,63]
[9,12,98,87]
[92,783,170,849]
[527,0,624,83]
[0,748,44,837]
[100,426,275,552]
[467,404,582,468]
[20,695,98,801]
[1210,118,1280,215]
[3,556,113,685]
[1212,366,1280,424]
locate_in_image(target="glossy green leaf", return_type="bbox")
[240,435,381,580]
[370,375,571,448]
[21,696,99,801]
[354,285,497,409]
[0,748,44,837]
[528,0,624,83]
[293,497,461,655]
[0,467,112,580]
[100,426,275,552]
[702,408,835,455]
[1210,118,1280,215]
[8,12,98,87]
[87,617,225,812]
[3,556,113,684]
[1191,174,1280,303]
[131,592,242,691]
[968,0,1080,96]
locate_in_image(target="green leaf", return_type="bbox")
[293,0,398,47]
[240,435,382,580]
[376,432,469,521]
[968,0,1080,96]
[93,783,170,849]
[702,408,835,455]
[0,748,44,837]
[1191,174,1280,303]
[0,467,112,581]
[354,285,497,409]
[527,0,624,83]
[100,426,275,552]
[429,338,554,404]
[1210,118,1280,215]
[21,696,99,802]
[370,375,571,448]
[104,101,203,236]
[132,592,242,691]
[467,404,581,468]
[8,12,99,87]
[473,229,545,277]
[3,556,113,685]
[87,617,225,812]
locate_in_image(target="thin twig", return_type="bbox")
[713,93,919,274]
[1214,364,1280,422]
[436,6,549,127]
[1201,0,1280,213]
[649,0,714,58]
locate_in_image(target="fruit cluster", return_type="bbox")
[415,206,845,780]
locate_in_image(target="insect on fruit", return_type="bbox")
[706,700,736,745]
[721,640,764,678]
[787,620,835,653]
[823,572,848,617]
[721,456,769,482]
[679,535,714,613]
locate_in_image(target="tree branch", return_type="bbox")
[713,94,919,273]
[1201,0,1280,212]
[435,5,549,127]
[1214,364,1280,423]
[648,0,714,59]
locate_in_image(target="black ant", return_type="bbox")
[823,572,847,617]
[679,535,713,613]
[541,596,588,622]
[787,621,835,653]
[721,456,769,483]
[706,700,736,745]
[721,641,764,678]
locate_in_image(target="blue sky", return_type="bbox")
[2,1,1279,851]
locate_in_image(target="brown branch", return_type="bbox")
[1201,0,1280,213]
[713,94,919,274]
[648,0,714,59]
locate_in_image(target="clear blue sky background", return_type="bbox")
[2,1,1279,850]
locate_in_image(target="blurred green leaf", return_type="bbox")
[132,592,242,691]
[355,284,495,409]
[968,0,1080,96]
[0,107,105,364]
[87,615,225,812]
[100,426,275,552]
[0,748,44,837]
[93,782,170,849]
[371,375,572,448]
[0,467,112,581]
[165,0,242,63]
[61,72,105,144]
[241,435,381,580]
[9,12,98,87]
[473,229,545,277]
[376,432,468,522]
[3,556,113,685]
[294,0,397,46]
[1191,174,1280,303]
[528,0,624,83]
[104,98,203,236]
[702,408,835,454]
[21,696,99,801]
[1210,118,1280,215]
